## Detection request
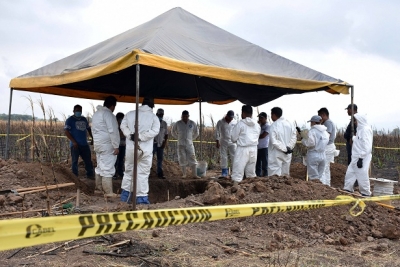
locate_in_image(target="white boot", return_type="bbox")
[102,176,118,197]
[181,166,187,178]
[95,174,103,193]
[191,165,200,179]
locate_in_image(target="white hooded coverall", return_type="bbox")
[301,125,329,180]
[120,105,160,197]
[215,117,237,169]
[268,117,297,176]
[230,118,261,182]
[92,106,120,177]
[171,119,199,167]
[321,119,337,186]
[344,114,373,196]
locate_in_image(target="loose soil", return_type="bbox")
[1,158,400,267]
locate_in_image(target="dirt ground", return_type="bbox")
[1,158,400,267]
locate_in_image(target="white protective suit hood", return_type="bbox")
[354,113,369,129]
[313,124,327,132]
[231,117,260,147]
[243,117,256,127]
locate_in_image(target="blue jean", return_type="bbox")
[256,148,268,177]
[71,145,94,177]
[153,143,164,176]
[115,145,126,176]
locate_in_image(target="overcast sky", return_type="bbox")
[1,0,399,131]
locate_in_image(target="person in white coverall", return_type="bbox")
[215,110,237,178]
[230,105,261,182]
[92,96,120,197]
[120,98,160,204]
[343,113,373,196]
[268,107,297,176]
[318,108,338,186]
[171,110,200,178]
[300,115,329,181]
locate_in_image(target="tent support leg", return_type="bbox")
[5,88,13,160]
[131,61,140,211]
[350,86,354,137]
[199,99,202,161]
[193,77,202,161]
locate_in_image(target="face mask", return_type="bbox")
[74,112,82,117]
[158,117,163,122]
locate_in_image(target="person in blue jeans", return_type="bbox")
[64,105,94,179]
[114,112,126,179]
[153,108,169,179]
[256,112,270,177]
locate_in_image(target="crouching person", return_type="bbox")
[120,98,160,204]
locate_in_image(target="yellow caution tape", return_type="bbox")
[1,194,400,251]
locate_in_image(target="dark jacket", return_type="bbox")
[344,120,357,142]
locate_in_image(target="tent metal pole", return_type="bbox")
[199,98,202,160]
[350,86,354,137]
[193,76,202,161]
[131,61,140,211]
[5,88,13,160]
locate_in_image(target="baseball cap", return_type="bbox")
[157,108,164,114]
[257,112,267,118]
[307,115,322,123]
[227,110,235,118]
[345,104,357,110]
[182,110,189,115]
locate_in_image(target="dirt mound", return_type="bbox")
[2,158,400,266]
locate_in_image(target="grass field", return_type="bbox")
[0,120,399,175]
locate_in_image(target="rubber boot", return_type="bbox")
[191,165,200,179]
[221,168,228,178]
[181,166,187,178]
[102,176,118,197]
[95,174,103,193]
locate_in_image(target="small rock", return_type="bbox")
[152,230,160,237]
[324,226,334,234]
[367,236,374,242]
[274,232,284,242]
[174,196,180,200]
[339,236,349,246]
[376,242,389,251]
[355,236,365,243]
[254,181,267,192]
[371,229,383,238]
[230,225,240,232]
[0,195,6,206]
[223,195,238,204]
[235,188,246,199]
[382,224,400,239]
[324,238,335,245]
[8,194,23,204]
[203,182,224,204]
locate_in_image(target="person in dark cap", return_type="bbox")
[344,104,358,165]
[153,108,169,179]
[171,110,200,178]
[256,112,270,177]
[120,97,160,205]
[215,110,237,178]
